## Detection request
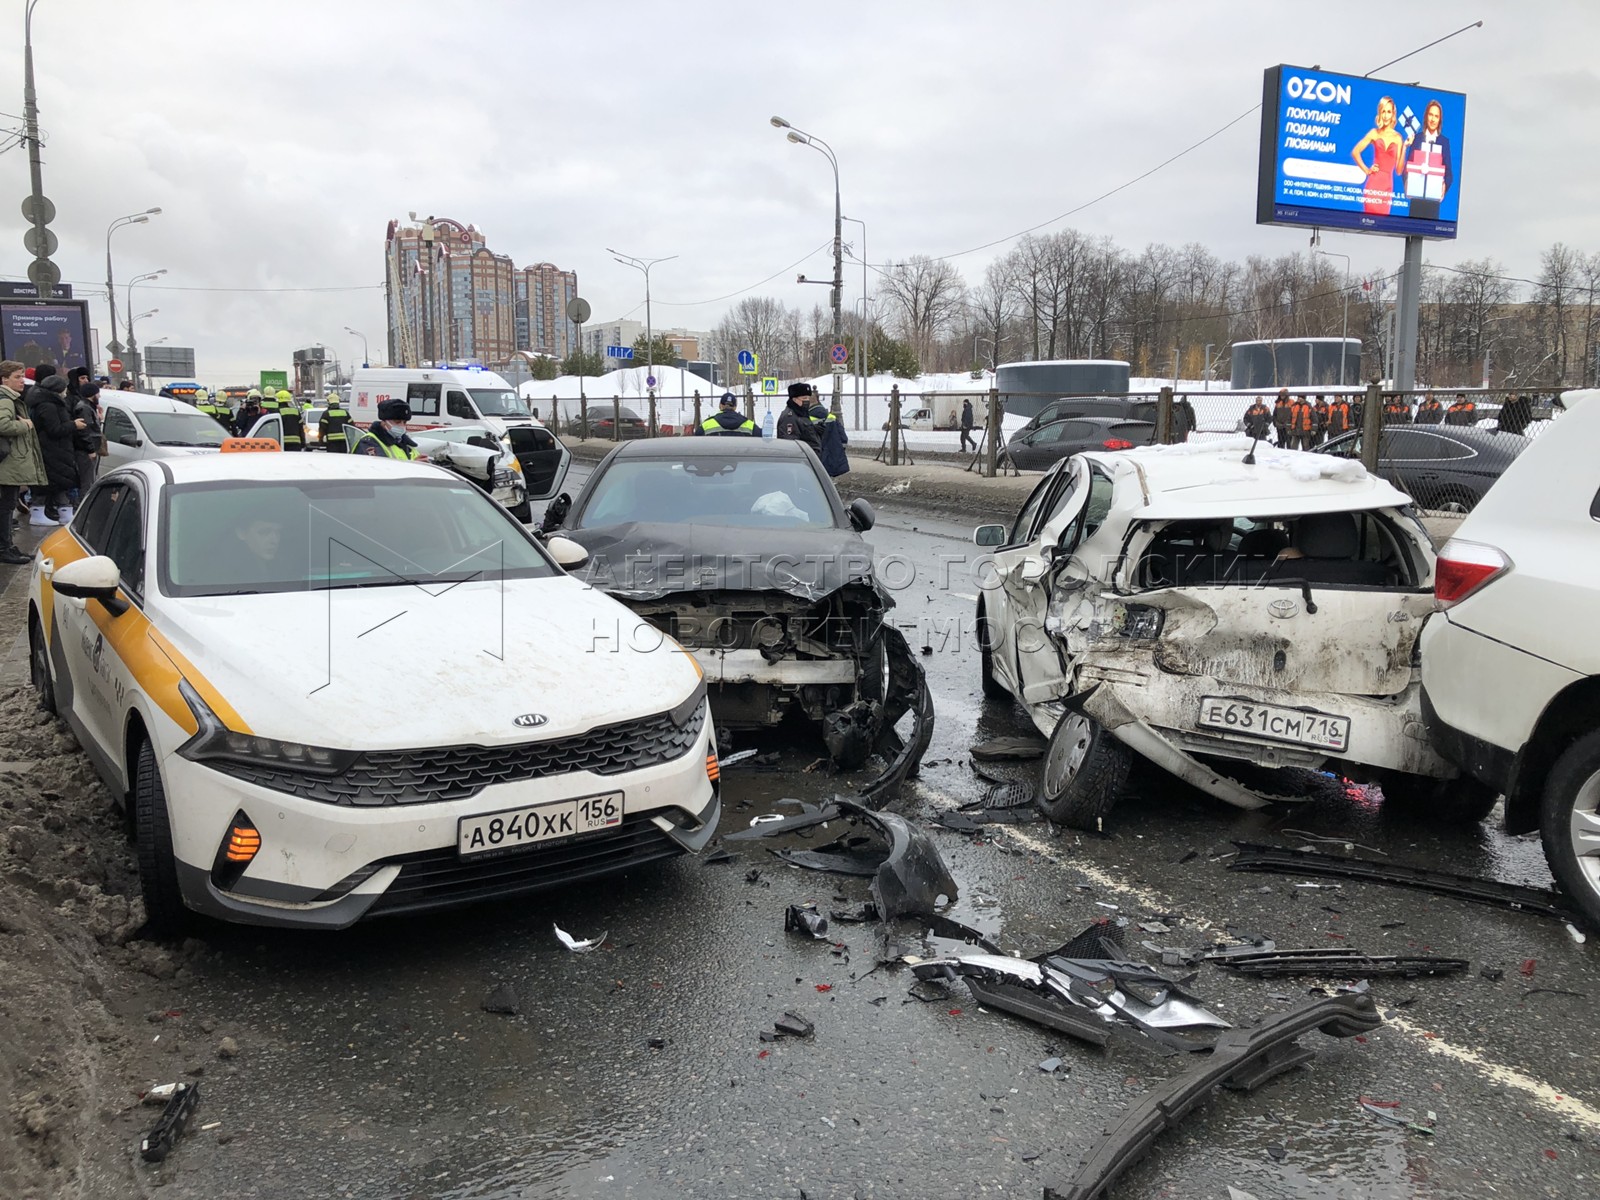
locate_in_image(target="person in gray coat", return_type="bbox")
[0,359,49,564]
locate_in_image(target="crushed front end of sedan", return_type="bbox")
[977,439,1489,829]
[548,438,932,798]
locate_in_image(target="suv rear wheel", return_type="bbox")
[1036,711,1132,831]
[1539,731,1600,930]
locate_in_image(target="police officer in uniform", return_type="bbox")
[697,392,756,435]
[319,391,352,453]
[350,398,422,459]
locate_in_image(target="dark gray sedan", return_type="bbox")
[1005,417,1155,471]
[1319,424,1533,512]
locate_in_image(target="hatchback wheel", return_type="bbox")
[1539,731,1600,931]
[1036,711,1132,831]
[133,739,189,936]
[975,601,1008,701]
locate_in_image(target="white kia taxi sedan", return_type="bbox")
[26,448,718,931]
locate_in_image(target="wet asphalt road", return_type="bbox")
[144,486,1600,1199]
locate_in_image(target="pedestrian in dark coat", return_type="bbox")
[73,383,102,496]
[959,399,976,451]
[809,403,850,477]
[1497,393,1533,436]
[1271,389,1293,445]
[27,373,83,521]
[775,383,822,450]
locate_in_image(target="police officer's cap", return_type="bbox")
[719,392,737,408]
[377,398,412,421]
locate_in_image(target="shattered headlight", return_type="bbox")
[1108,603,1165,640]
[177,680,357,776]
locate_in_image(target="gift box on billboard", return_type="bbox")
[1405,142,1446,200]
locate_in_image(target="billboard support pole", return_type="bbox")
[1395,236,1423,393]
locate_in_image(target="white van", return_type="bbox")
[346,367,569,505]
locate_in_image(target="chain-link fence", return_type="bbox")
[533,383,1574,515]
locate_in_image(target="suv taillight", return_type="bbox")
[1103,438,1135,450]
[1434,538,1510,608]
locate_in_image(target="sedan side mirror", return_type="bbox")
[52,554,128,614]
[545,535,589,570]
[847,498,875,531]
[118,435,142,448]
[973,524,1006,547]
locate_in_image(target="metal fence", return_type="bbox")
[533,383,1573,515]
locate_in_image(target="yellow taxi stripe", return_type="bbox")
[40,528,252,736]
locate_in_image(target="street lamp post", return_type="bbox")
[345,326,370,368]
[1314,249,1352,385]
[105,207,161,377]
[842,214,867,428]
[127,309,158,390]
[773,117,843,416]
[607,249,677,407]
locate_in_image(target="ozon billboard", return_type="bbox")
[1257,64,1466,239]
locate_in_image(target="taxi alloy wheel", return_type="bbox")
[29,613,55,715]
[1036,710,1132,831]
[133,739,188,935]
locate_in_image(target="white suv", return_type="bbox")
[1419,389,1600,924]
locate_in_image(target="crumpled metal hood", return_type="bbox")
[566,521,878,602]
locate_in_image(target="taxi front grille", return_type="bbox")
[209,703,704,805]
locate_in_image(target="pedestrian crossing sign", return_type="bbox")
[761,377,778,395]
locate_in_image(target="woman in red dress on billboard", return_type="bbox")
[1351,96,1403,215]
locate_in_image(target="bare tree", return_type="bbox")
[878,255,967,364]
[1535,243,1580,384]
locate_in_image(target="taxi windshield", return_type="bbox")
[160,476,558,596]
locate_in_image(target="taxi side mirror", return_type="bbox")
[52,554,129,615]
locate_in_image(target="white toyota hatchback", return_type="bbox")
[1420,390,1600,925]
[26,447,718,931]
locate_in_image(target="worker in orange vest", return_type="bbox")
[1415,393,1446,423]
[1289,394,1317,449]
[1445,393,1477,426]
[1324,395,1354,440]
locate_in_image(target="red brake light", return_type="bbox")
[1103,438,1135,450]
[1434,538,1510,607]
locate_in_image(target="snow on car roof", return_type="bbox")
[118,451,447,486]
[1091,438,1414,519]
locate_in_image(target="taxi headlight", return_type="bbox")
[670,677,708,728]
[177,680,357,776]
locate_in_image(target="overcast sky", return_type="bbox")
[3,0,1595,379]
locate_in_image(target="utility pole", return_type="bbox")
[21,1,59,302]
[772,117,843,417]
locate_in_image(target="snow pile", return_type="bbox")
[1129,437,1371,483]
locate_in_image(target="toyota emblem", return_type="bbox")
[513,713,548,729]
[1267,598,1299,619]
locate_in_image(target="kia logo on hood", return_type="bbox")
[513,713,548,729]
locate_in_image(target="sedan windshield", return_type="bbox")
[579,458,834,529]
[136,412,227,448]
[469,388,529,417]
[161,477,558,596]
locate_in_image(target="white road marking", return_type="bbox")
[923,788,1600,1128]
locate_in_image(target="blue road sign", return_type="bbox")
[831,343,848,365]
[737,349,756,372]
[646,375,657,388]
[606,345,634,360]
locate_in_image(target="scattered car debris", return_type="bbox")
[856,627,937,805]
[1523,987,1588,1000]
[830,901,880,924]
[1210,949,1470,978]
[1279,829,1389,856]
[1228,842,1577,923]
[139,1082,201,1163]
[1039,1056,1065,1074]
[647,1036,666,1049]
[719,749,760,767]
[914,922,1229,1050]
[1567,923,1588,945]
[922,913,1005,956]
[702,847,737,865]
[481,983,521,1015]
[785,904,831,941]
[971,736,1047,762]
[1357,1096,1436,1135]
[725,802,841,841]
[1227,1189,1262,1200]
[935,810,986,834]
[1480,967,1505,981]
[554,924,608,952]
[907,979,953,1003]
[1043,994,1383,1200]
[773,1011,815,1038]
[141,1082,181,1106]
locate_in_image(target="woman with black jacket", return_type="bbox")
[73,382,102,496]
[26,373,85,525]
